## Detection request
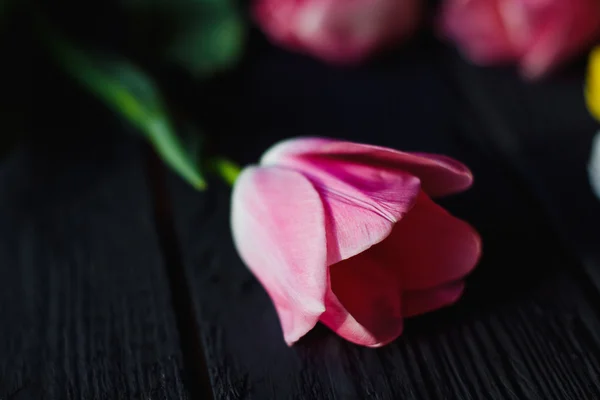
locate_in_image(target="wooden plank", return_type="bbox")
[167,36,600,399]
[0,99,191,397]
[442,50,600,290]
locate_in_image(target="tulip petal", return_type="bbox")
[373,192,481,290]
[254,0,304,50]
[254,0,421,65]
[320,249,404,347]
[231,166,328,345]
[518,0,600,79]
[402,281,465,317]
[519,18,566,79]
[261,137,473,197]
[264,153,420,265]
[440,0,524,65]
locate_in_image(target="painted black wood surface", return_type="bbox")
[166,35,600,399]
[446,52,600,288]
[3,28,600,399]
[0,62,191,398]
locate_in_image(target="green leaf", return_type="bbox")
[124,0,246,77]
[37,18,207,189]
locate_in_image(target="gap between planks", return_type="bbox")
[144,146,215,400]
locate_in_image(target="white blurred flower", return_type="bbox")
[588,130,600,198]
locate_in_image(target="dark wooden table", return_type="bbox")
[2,30,600,399]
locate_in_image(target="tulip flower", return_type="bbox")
[231,137,482,347]
[586,47,600,121]
[439,0,600,79]
[253,0,421,64]
[588,131,600,199]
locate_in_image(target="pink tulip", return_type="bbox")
[231,138,482,347]
[253,0,422,64]
[438,0,600,79]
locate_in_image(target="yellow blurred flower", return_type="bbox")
[586,46,600,121]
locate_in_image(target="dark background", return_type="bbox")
[2,1,600,398]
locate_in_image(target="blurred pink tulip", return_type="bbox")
[253,0,422,64]
[231,138,481,347]
[439,0,600,79]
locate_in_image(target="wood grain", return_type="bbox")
[444,50,600,288]
[0,138,190,400]
[167,36,600,399]
[0,54,192,399]
[6,27,600,399]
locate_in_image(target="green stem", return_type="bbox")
[209,156,242,186]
